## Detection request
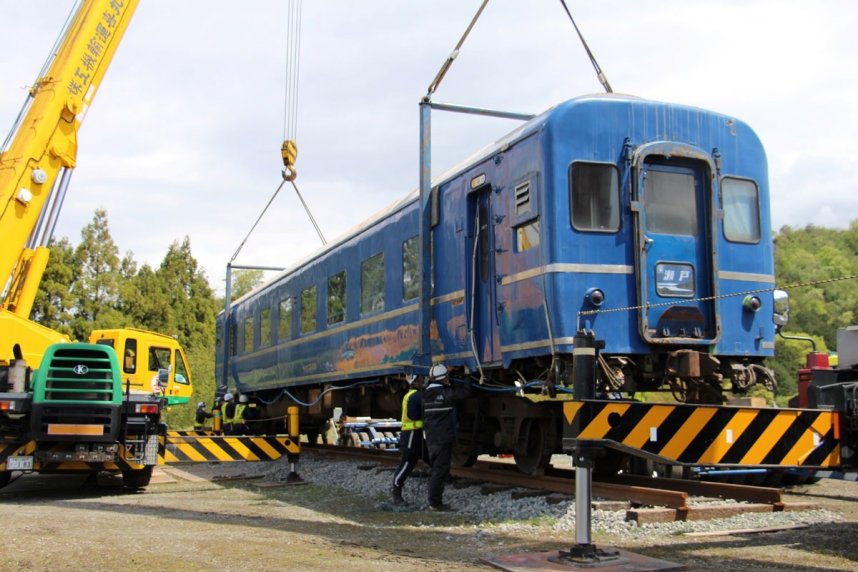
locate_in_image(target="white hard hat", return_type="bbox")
[239,394,248,403]
[223,392,234,401]
[430,364,448,381]
[197,401,206,408]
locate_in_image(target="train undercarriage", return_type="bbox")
[246,346,802,482]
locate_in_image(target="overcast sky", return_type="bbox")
[2,1,856,294]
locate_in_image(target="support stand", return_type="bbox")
[482,331,685,571]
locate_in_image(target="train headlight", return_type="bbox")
[585,288,605,307]
[743,295,762,312]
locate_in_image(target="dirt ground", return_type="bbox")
[1,462,857,572]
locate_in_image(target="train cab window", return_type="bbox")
[278,297,293,340]
[327,271,347,325]
[260,307,272,347]
[569,162,620,232]
[301,286,317,334]
[243,316,254,353]
[722,177,761,243]
[644,169,698,236]
[123,338,137,374]
[361,253,385,314]
[402,236,419,301]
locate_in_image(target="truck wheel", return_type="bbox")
[0,472,10,489]
[122,465,154,490]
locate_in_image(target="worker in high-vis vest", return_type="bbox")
[222,392,236,435]
[233,394,249,435]
[391,374,428,505]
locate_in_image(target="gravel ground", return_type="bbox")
[258,454,843,539]
[2,454,857,571]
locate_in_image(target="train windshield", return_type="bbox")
[643,169,698,235]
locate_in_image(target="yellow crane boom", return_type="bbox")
[0,0,138,366]
[0,0,138,317]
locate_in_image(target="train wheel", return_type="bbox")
[348,433,361,447]
[514,419,552,475]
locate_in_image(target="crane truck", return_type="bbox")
[0,0,193,489]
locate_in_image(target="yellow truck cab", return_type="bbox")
[89,328,193,406]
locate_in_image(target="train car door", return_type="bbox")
[633,148,719,345]
[467,187,501,365]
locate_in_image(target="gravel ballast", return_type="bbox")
[255,454,843,540]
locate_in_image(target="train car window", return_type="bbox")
[402,236,419,301]
[644,169,698,236]
[278,297,293,340]
[260,307,271,347]
[123,338,137,374]
[243,316,254,353]
[722,177,761,243]
[361,253,385,314]
[569,162,620,232]
[327,272,347,325]
[301,286,317,334]
[515,220,541,252]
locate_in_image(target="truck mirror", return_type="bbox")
[773,289,790,328]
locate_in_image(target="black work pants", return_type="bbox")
[392,430,425,490]
[426,440,452,507]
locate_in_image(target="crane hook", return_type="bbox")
[281,139,298,182]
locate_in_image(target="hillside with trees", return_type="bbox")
[768,220,858,401]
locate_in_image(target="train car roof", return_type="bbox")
[224,92,730,310]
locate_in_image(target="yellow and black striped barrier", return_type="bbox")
[563,400,841,468]
[160,432,300,464]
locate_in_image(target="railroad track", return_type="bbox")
[302,443,818,524]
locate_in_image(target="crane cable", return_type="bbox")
[279,0,326,246]
[425,0,490,99]
[282,0,302,177]
[558,0,613,93]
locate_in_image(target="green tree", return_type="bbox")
[155,237,218,428]
[31,237,75,337]
[69,209,125,340]
[770,220,858,399]
[229,268,265,301]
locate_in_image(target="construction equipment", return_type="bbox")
[0,0,192,489]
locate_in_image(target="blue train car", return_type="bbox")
[216,94,779,470]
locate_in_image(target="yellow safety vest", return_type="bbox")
[400,389,423,431]
[235,403,247,421]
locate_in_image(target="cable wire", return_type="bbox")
[425,0,490,98]
[283,0,303,142]
[558,0,613,93]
